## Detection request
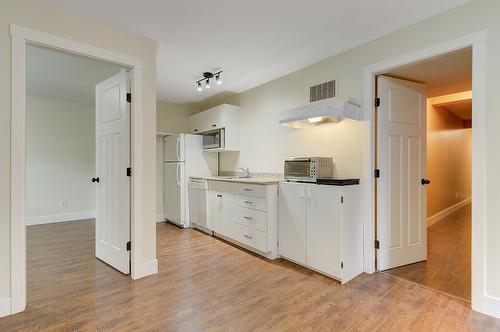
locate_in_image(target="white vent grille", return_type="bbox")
[310,80,336,102]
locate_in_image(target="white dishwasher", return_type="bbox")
[188,178,211,234]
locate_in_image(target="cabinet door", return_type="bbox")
[208,190,221,233]
[278,182,307,264]
[306,184,342,278]
[208,181,234,236]
[219,190,234,237]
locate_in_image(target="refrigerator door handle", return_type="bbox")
[176,136,181,161]
[176,163,181,187]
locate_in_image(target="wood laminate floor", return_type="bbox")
[1,216,498,331]
[384,204,471,301]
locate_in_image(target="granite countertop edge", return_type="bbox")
[190,175,283,185]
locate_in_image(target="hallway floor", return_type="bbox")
[385,204,471,301]
[1,214,498,331]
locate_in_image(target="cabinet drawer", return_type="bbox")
[234,183,267,198]
[235,206,267,232]
[234,195,267,212]
[233,223,268,252]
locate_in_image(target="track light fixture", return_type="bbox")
[195,71,222,91]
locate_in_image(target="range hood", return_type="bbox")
[279,98,362,128]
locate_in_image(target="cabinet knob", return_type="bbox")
[92,177,99,183]
[421,178,431,185]
[244,234,253,239]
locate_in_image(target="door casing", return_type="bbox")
[363,30,487,314]
[10,24,148,316]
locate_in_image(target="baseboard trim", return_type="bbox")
[132,258,158,280]
[484,295,500,319]
[156,213,165,223]
[0,296,11,318]
[427,197,471,227]
[26,211,96,225]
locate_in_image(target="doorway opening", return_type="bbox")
[25,44,132,307]
[375,47,472,301]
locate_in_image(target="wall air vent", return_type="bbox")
[310,80,336,102]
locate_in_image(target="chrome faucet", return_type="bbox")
[238,166,250,178]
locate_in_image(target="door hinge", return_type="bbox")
[126,93,132,103]
[341,196,344,204]
[374,97,381,107]
[341,261,344,269]
[127,167,132,177]
[374,240,380,249]
[374,169,380,178]
[126,241,131,251]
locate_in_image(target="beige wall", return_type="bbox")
[1,0,157,302]
[197,0,500,303]
[26,96,95,221]
[155,101,198,219]
[427,95,472,218]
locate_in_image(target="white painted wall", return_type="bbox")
[197,0,500,316]
[155,101,198,221]
[1,0,158,308]
[26,95,95,225]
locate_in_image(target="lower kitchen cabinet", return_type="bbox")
[208,181,234,236]
[208,180,278,259]
[279,181,363,284]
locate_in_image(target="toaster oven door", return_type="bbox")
[284,158,313,181]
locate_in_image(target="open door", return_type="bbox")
[94,69,131,274]
[377,76,428,271]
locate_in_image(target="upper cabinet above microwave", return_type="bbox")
[189,104,240,152]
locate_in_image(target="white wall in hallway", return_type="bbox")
[26,95,95,224]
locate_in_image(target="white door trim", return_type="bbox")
[362,30,488,315]
[9,24,147,316]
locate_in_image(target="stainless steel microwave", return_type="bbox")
[284,157,333,182]
[202,128,225,150]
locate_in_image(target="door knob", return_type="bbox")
[421,178,431,185]
[92,177,100,183]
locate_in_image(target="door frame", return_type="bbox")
[362,30,487,313]
[10,24,145,314]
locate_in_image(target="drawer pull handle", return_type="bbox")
[243,188,252,191]
[244,234,253,239]
[244,201,253,204]
[244,216,253,220]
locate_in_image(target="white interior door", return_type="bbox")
[377,75,427,271]
[95,69,131,274]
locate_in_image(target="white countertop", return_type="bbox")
[190,175,282,185]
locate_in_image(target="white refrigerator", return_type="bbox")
[163,133,217,227]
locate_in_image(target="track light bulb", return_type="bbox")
[197,82,203,91]
[205,79,211,89]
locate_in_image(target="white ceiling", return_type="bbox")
[26,45,122,104]
[386,47,472,97]
[40,0,470,103]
